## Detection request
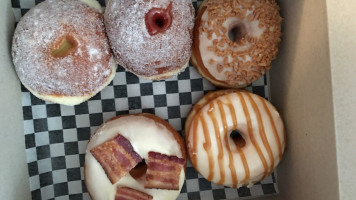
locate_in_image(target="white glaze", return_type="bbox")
[186,91,285,187]
[199,9,266,85]
[85,115,185,200]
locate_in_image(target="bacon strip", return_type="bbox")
[115,187,152,200]
[144,151,185,190]
[90,134,142,184]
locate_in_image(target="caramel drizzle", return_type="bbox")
[190,116,200,167]
[207,103,225,185]
[226,95,250,184]
[193,91,221,112]
[190,90,282,186]
[245,92,274,177]
[259,96,283,161]
[188,92,220,167]
[200,114,215,181]
[237,92,269,178]
[217,99,237,187]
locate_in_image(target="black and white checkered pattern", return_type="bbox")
[13,0,278,199]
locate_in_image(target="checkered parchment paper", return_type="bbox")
[12,0,279,199]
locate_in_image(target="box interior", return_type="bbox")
[0,1,30,199]
[326,0,356,199]
[0,0,349,199]
[268,0,339,199]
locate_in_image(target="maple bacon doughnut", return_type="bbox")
[104,0,195,80]
[185,90,286,188]
[191,0,282,88]
[11,0,116,105]
[85,114,186,200]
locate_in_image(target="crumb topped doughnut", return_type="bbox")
[104,0,195,80]
[12,0,116,105]
[85,114,187,200]
[185,90,286,188]
[191,0,282,88]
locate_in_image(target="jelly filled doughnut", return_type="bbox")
[104,0,195,80]
[85,114,186,200]
[191,0,282,88]
[11,0,116,106]
[185,90,286,188]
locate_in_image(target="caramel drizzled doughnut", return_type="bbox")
[191,0,282,88]
[85,114,186,200]
[185,90,286,188]
[11,0,116,106]
[104,0,195,80]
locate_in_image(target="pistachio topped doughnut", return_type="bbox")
[191,0,282,88]
[11,0,116,105]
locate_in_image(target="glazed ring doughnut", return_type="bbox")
[11,0,116,105]
[185,90,286,188]
[191,0,282,88]
[85,114,186,200]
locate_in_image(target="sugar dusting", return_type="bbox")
[12,0,115,97]
[104,0,194,78]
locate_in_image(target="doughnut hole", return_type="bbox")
[228,23,247,43]
[129,159,147,180]
[51,35,78,58]
[145,2,173,36]
[230,130,246,148]
[155,16,165,28]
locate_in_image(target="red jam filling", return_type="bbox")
[145,2,173,36]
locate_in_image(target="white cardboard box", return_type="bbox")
[1,0,355,199]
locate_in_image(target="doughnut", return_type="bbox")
[11,0,116,106]
[84,114,187,200]
[191,0,282,88]
[185,89,286,188]
[104,0,195,80]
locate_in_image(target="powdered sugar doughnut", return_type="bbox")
[104,0,194,80]
[12,0,116,105]
[191,0,282,88]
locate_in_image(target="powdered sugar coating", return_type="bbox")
[104,0,194,79]
[12,0,116,98]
